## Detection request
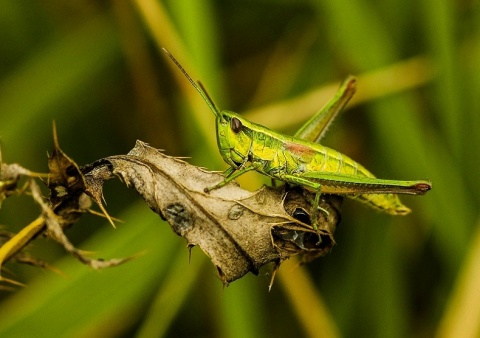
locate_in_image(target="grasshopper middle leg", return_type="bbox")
[280,174,329,231]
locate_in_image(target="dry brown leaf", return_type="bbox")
[0,127,131,286]
[1,132,341,287]
[82,141,341,284]
[0,146,46,207]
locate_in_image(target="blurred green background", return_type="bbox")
[0,0,479,337]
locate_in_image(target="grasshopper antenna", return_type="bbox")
[197,81,220,112]
[162,48,220,116]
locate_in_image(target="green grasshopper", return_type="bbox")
[164,49,431,230]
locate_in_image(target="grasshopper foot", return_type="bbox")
[204,181,224,193]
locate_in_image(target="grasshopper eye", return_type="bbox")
[230,117,242,133]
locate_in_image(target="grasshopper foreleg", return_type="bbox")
[204,166,255,193]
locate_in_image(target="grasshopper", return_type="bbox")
[164,49,431,230]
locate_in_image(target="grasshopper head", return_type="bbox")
[215,111,253,168]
